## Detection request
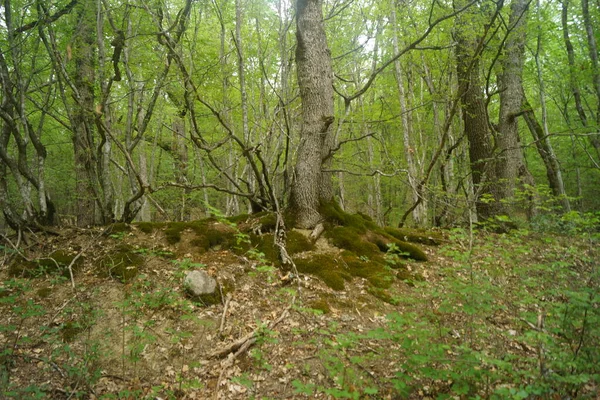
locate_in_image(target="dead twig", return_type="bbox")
[218,295,231,336]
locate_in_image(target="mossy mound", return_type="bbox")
[98,245,144,282]
[294,255,351,291]
[162,220,237,250]
[250,230,316,266]
[341,252,394,289]
[36,287,53,299]
[9,250,85,278]
[134,221,165,234]
[286,230,315,254]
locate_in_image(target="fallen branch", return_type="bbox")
[209,303,292,360]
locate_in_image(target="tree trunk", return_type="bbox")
[522,94,569,210]
[290,0,335,228]
[561,0,588,127]
[496,0,533,214]
[71,0,99,226]
[581,0,600,156]
[454,14,497,219]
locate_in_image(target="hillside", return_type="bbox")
[1,214,598,399]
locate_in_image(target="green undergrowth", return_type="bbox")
[292,224,600,399]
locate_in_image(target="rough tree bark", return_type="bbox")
[454,3,497,220]
[496,0,534,214]
[289,0,335,229]
[71,0,101,226]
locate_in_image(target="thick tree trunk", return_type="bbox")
[290,0,335,229]
[72,0,99,226]
[455,31,497,219]
[496,0,532,211]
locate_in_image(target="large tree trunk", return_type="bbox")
[496,0,533,213]
[71,0,100,226]
[454,17,497,220]
[290,0,335,229]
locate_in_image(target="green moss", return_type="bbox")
[135,222,165,234]
[384,227,442,246]
[295,254,348,291]
[286,230,315,254]
[364,232,428,261]
[258,213,277,232]
[99,245,143,282]
[252,233,280,265]
[164,222,188,244]
[61,321,83,343]
[341,252,393,289]
[308,298,331,314]
[8,257,41,278]
[319,201,376,233]
[325,226,382,259]
[105,222,131,235]
[227,213,250,225]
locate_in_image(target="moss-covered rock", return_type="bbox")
[99,245,143,282]
[164,222,188,244]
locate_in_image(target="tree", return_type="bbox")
[289,0,335,229]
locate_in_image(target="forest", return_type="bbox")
[0,0,599,398]
[0,0,598,229]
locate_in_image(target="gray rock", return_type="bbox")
[184,270,217,297]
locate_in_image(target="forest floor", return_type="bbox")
[0,215,599,399]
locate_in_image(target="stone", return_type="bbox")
[184,270,217,297]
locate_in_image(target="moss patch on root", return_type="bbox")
[341,251,394,289]
[319,201,428,262]
[99,245,144,283]
[294,255,350,291]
